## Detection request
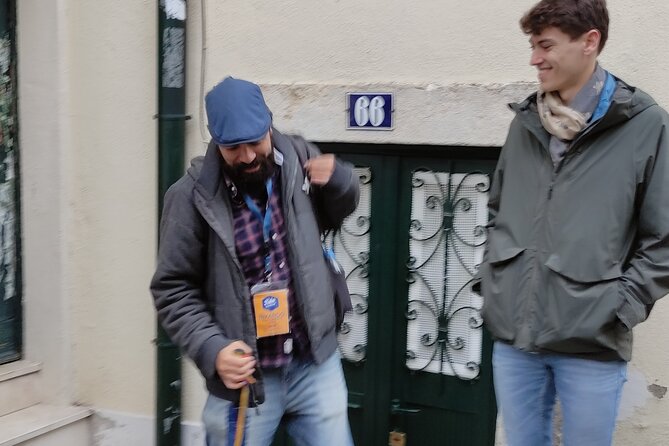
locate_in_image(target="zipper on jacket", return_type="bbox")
[547,155,562,200]
[564,114,607,157]
[529,146,561,346]
[548,132,589,200]
[547,141,580,200]
[282,155,316,344]
[569,115,605,153]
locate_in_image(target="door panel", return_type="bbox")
[387,158,496,445]
[329,165,371,443]
[332,152,497,446]
[274,148,498,446]
[272,155,398,446]
[333,155,400,446]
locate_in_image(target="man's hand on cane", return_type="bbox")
[215,340,256,389]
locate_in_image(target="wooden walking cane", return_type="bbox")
[233,349,256,446]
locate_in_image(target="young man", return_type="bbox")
[151,77,358,445]
[480,1,669,445]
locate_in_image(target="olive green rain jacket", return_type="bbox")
[481,78,669,361]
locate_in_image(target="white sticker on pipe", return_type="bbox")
[163,0,186,20]
[162,28,184,88]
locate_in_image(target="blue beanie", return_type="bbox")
[205,77,272,146]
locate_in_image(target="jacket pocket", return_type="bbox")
[536,261,626,354]
[544,253,621,283]
[488,246,525,266]
[481,245,528,342]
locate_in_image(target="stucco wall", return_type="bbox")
[17,0,75,406]
[18,0,159,415]
[66,0,158,416]
[16,0,669,444]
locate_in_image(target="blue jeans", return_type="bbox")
[493,342,627,446]
[202,351,353,446]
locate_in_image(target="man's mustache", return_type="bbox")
[235,159,260,172]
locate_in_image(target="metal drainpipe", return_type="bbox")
[156,1,188,445]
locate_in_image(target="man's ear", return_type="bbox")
[583,29,601,56]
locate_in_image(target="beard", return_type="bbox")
[222,150,276,197]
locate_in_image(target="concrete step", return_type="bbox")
[0,361,41,418]
[0,404,92,446]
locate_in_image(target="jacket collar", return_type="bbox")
[268,129,299,203]
[510,77,657,151]
[510,94,550,150]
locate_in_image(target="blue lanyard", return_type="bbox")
[243,178,274,278]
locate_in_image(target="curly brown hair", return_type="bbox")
[520,0,609,53]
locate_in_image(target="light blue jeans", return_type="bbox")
[493,342,627,446]
[202,351,353,446]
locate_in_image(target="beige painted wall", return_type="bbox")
[18,0,158,415]
[16,0,669,443]
[66,0,158,416]
[18,0,75,406]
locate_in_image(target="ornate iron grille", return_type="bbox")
[328,167,371,364]
[405,169,489,380]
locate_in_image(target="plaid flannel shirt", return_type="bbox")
[228,168,311,368]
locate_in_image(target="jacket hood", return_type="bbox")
[188,154,206,180]
[187,140,222,201]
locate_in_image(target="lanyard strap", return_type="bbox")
[243,178,274,278]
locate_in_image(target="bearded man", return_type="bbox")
[151,77,358,445]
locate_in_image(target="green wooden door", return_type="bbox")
[273,145,498,445]
[329,146,498,446]
[0,0,20,365]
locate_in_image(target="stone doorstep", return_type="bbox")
[0,361,42,418]
[0,404,92,446]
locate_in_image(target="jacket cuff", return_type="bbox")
[321,160,352,195]
[196,334,231,380]
[616,292,647,331]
